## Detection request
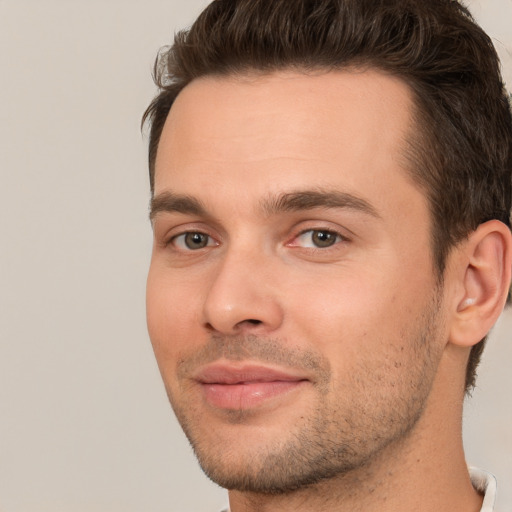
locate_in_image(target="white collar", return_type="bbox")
[221,467,499,512]
[470,467,497,512]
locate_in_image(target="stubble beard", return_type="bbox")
[167,294,443,495]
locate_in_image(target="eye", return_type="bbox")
[294,229,345,248]
[172,232,216,250]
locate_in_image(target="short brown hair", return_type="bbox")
[142,0,512,392]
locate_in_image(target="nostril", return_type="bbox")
[204,319,262,332]
[247,319,262,325]
[235,318,264,330]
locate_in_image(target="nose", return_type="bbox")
[202,246,284,335]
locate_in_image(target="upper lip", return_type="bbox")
[193,362,309,385]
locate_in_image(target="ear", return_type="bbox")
[449,220,512,348]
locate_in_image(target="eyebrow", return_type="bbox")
[150,192,207,220]
[261,189,380,218]
[149,188,380,221]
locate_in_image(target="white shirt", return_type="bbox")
[220,467,499,512]
[470,467,497,512]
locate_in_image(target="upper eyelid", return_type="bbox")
[291,222,353,242]
[152,211,224,233]
[290,228,348,247]
[297,227,347,238]
[155,221,220,243]
[169,229,218,246]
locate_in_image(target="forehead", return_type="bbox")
[154,69,422,220]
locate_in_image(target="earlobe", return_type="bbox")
[450,220,512,348]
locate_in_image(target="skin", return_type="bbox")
[146,70,489,512]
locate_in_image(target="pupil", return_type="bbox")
[185,232,207,249]
[313,230,335,247]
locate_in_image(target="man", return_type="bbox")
[143,0,512,510]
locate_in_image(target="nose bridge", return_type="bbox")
[202,238,283,334]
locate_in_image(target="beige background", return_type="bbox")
[0,1,510,511]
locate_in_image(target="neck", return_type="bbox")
[228,347,483,512]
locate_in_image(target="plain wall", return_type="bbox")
[0,1,510,511]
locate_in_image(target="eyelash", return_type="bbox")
[167,227,348,252]
[170,231,218,251]
[288,228,348,250]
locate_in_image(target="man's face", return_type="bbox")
[147,70,448,492]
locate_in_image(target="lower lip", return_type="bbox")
[201,380,306,410]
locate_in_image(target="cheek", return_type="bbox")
[146,265,205,364]
[290,266,394,330]
[287,264,429,371]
